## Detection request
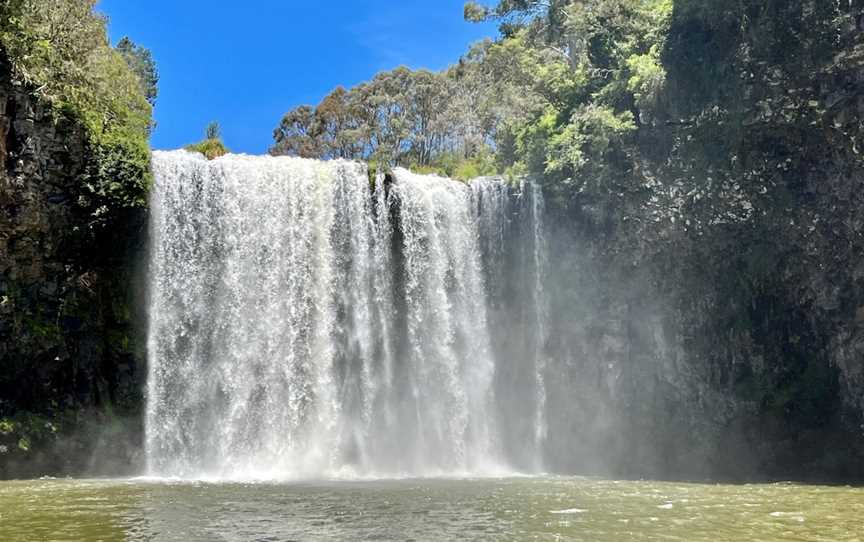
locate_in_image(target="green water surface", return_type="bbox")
[0,477,861,541]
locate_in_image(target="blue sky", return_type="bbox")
[98,1,498,154]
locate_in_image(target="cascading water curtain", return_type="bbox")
[147,151,549,480]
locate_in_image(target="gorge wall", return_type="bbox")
[531,0,864,481]
[0,53,146,479]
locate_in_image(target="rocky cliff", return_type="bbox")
[0,53,146,478]
[538,1,864,482]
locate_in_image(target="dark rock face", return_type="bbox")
[539,1,864,483]
[0,54,146,479]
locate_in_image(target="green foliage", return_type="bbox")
[453,153,498,180]
[410,149,499,181]
[22,311,61,340]
[186,122,230,159]
[463,0,674,206]
[626,46,665,113]
[464,2,489,23]
[546,104,636,177]
[270,0,671,189]
[272,67,477,167]
[272,105,321,158]
[271,37,547,174]
[267,0,672,196]
[115,36,158,106]
[0,413,58,456]
[185,139,229,160]
[0,0,155,226]
[465,0,572,42]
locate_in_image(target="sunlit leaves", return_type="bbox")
[464,2,489,22]
[547,105,635,176]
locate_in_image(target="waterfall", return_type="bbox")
[146,151,548,479]
[472,178,549,472]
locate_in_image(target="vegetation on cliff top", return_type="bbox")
[0,0,155,227]
[269,0,673,188]
[185,121,230,160]
[269,65,508,180]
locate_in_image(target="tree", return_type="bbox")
[115,36,158,106]
[270,105,322,158]
[205,121,221,141]
[360,67,415,164]
[464,0,572,43]
[267,57,539,174]
[315,86,366,160]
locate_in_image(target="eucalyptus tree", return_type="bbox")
[358,67,416,165]
[315,86,366,160]
[270,105,322,158]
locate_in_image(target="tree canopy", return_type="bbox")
[270,64,507,179]
[115,36,159,106]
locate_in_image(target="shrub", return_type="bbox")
[185,138,230,160]
[185,122,230,160]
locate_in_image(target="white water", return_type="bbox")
[147,152,548,480]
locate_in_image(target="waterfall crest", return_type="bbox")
[147,152,547,479]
